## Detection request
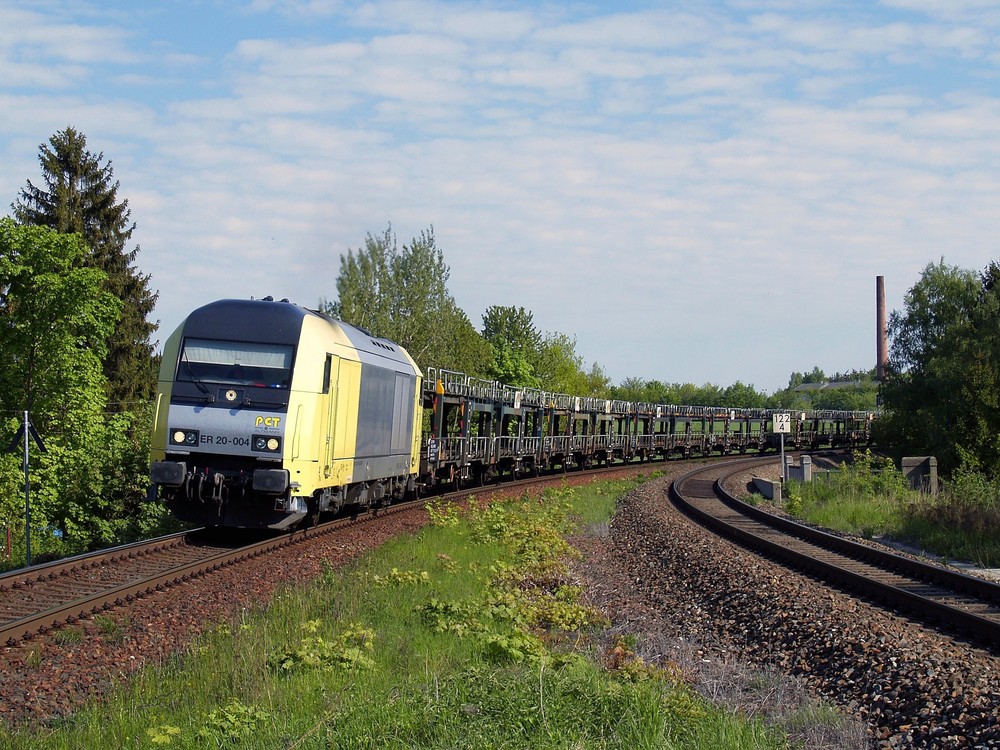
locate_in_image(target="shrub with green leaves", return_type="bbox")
[478,631,546,664]
[424,499,461,527]
[196,700,273,745]
[267,620,376,673]
[371,567,431,587]
[414,598,484,636]
[788,451,1000,566]
[145,724,181,746]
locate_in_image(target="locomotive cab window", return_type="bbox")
[177,338,294,389]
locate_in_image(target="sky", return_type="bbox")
[2,1,1000,394]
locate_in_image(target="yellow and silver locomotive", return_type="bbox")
[149,298,422,529]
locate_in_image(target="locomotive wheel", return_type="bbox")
[305,496,320,528]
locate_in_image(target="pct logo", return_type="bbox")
[254,416,281,429]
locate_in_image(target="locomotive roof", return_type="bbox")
[183,298,414,368]
[184,298,307,343]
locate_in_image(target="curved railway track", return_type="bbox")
[671,457,1000,649]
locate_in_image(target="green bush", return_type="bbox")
[788,452,1000,566]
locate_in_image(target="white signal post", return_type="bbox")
[774,412,791,483]
[4,412,46,566]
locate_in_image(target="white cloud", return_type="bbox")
[3,0,1000,391]
[0,5,137,85]
[881,0,1000,23]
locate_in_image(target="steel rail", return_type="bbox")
[0,508,408,646]
[669,459,1000,649]
[0,530,195,590]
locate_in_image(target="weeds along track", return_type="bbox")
[0,458,662,647]
[0,514,393,646]
[671,458,1000,650]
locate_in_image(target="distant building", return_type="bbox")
[792,380,863,393]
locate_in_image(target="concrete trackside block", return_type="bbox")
[902,456,938,495]
[784,455,812,483]
[753,477,781,502]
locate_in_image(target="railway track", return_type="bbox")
[0,460,649,647]
[0,511,405,646]
[670,457,1000,649]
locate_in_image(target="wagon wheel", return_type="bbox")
[449,466,463,492]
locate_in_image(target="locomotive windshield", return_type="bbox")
[177,338,294,389]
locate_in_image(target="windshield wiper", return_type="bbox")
[180,353,215,402]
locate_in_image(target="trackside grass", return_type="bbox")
[1,477,788,750]
[786,451,1000,567]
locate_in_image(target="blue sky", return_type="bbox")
[3,0,1000,393]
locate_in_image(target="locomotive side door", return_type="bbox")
[323,354,340,475]
[333,358,361,465]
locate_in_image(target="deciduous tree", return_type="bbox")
[532,333,611,396]
[879,260,981,472]
[722,381,768,408]
[0,219,120,423]
[323,225,490,375]
[482,305,542,387]
[0,219,133,559]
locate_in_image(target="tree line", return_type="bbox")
[4,125,971,568]
[324,224,878,411]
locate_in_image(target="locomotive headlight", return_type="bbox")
[169,429,199,447]
[252,434,281,453]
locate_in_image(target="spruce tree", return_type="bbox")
[13,126,159,407]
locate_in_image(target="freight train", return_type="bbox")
[149,298,875,530]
